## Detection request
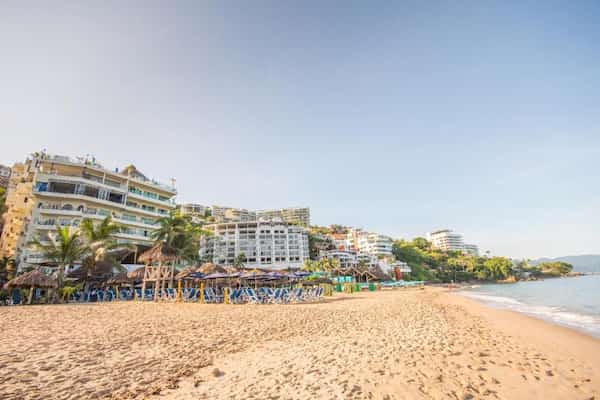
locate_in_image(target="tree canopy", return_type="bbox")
[392,238,514,282]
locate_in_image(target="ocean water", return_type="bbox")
[459,275,600,337]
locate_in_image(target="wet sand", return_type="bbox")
[0,288,598,399]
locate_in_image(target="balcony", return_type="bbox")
[126,190,176,207]
[36,172,127,192]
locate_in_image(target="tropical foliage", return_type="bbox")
[392,238,515,282]
[517,260,573,278]
[0,256,16,284]
[151,211,211,266]
[29,226,87,295]
[78,216,132,287]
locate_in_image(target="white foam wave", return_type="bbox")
[459,291,600,337]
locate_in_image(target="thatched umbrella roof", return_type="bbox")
[106,272,132,285]
[4,270,57,289]
[138,243,178,264]
[66,261,118,283]
[126,266,146,282]
[196,263,229,275]
[175,266,197,280]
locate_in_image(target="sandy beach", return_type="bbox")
[0,288,598,400]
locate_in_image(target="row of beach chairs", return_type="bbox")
[180,286,324,304]
[71,286,324,304]
[379,280,425,289]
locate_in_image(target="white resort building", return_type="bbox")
[428,229,479,256]
[346,228,393,257]
[0,153,177,271]
[199,220,310,270]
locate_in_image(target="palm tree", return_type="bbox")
[79,216,132,289]
[0,256,16,284]
[29,226,86,300]
[233,253,246,269]
[151,211,211,285]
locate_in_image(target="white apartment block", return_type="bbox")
[256,207,310,226]
[0,153,177,270]
[211,206,257,223]
[346,228,393,257]
[319,249,359,270]
[319,249,380,271]
[200,221,309,270]
[428,229,479,256]
[427,229,465,252]
[463,243,479,256]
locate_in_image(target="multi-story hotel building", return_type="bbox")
[179,204,311,226]
[0,164,11,188]
[256,207,310,226]
[0,153,177,270]
[211,206,257,223]
[199,221,309,270]
[346,228,393,257]
[428,229,478,255]
[463,243,479,256]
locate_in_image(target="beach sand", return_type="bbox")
[0,288,598,399]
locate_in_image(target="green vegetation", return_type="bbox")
[29,226,87,297]
[392,238,514,283]
[516,260,573,278]
[152,211,212,265]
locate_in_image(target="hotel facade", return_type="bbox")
[199,220,310,270]
[428,229,479,256]
[346,228,394,257]
[0,153,177,270]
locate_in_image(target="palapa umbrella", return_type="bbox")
[175,266,197,280]
[126,266,146,282]
[138,244,180,301]
[4,269,57,304]
[106,271,132,285]
[196,263,229,275]
[138,243,178,264]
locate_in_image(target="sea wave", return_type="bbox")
[459,291,600,337]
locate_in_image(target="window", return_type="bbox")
[62,204,73,210]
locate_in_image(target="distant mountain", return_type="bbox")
[530,255,600,273]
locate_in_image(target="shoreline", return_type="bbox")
[442,288,600,355]
[1,288,598,399]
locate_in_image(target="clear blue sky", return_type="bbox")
[1,1,599,259]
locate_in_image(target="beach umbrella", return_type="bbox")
[137,243,178,264]
[4,269,57,304]
[204,272,240,279]
[175,266,197,280]
[106,272,131,285]
[187,271,206,280]
[126,266,146,282]
[196,263,230,275]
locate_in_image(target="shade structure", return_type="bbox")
[126,266,146,282]
[106,272,132,285]
[240,271,268,280]
[175,266,197,280]
[138,243,178,264]
[293,271,311,277]
[66,261,121,283]
[195,263,231,275]
[3,270,57,289]
[203,272,240,280]
[187,271,206,280]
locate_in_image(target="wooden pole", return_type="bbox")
[177,279,182,303]
[199,282,205,304]
[28,287,34,304]
[141,265,147,302]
